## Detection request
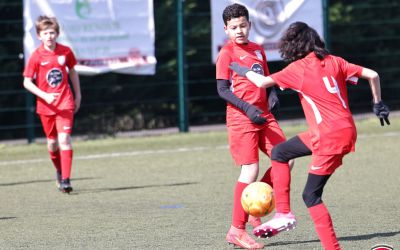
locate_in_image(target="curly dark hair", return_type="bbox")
[222,3,249,25]
[279,22,329,62]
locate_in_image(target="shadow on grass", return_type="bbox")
[70,181,198,195]
[0,217,17,220]
[0,177,94,187]
[339,231,400,241]
[269,230,400,247]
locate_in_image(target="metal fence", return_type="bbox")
[1,1,399,143]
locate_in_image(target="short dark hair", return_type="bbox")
[222,3,249,25]
[279,22,329,62]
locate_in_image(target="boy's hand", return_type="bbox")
[44,93,59,105]
[229,62,251,77]
[245,105,267,125]
[267,87,280,117]
[373,100,390,126]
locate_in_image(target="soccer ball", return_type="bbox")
[241,182,275,217]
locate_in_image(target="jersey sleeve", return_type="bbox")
[216,48,232,80]
[270,63,302,90]
[66,48,77,69]
[23,53,38,79]
[337,56,363,85]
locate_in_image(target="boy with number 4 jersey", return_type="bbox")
[230,21,390,250]
[23,16,82,194]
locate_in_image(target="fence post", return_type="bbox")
[323,0,330,50]
[25,92,35,143]
[176,0,189,132]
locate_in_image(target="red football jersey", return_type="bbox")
[23,43,77,115]
[271,52,363,155]
[216,40,270,125]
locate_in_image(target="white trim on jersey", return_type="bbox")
[347,76,359,85]
[301,93,323,124]
[292,88,323,125]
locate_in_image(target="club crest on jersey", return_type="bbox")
[251,63,264,75]
[57,55,66,66]
[254,50,263,60]
[46,68,63,87]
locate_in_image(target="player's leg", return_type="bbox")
[259,159,294,187]
[56,110,74,193]
[254,133,312,238]
[303,154,343,250]
[58,132,73,193]
[258,119,295,188]
[39,114,62,188]
[271,134,312,212]
[226,124,264,249]
[229,124,260,229]
[48,138,62,188]
[255,120,289,232]
[237,162,261,230]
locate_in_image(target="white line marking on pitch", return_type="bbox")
[0,145,229,166]
[0,131,398,166]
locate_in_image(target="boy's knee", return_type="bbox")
[302,190,322,208]
[271,144,288,162]
[238,163,259,183]
[58,133,72,149]
[47,139,58,151]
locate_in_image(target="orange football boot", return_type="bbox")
[226,225,264,249]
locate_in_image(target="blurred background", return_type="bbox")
[1,0,399,143]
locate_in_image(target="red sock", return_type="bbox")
[60,149,73,180]
[308,203,341,250]
[232,181,249,229]
[260,167,273,187]
[49,150,61,172]
[271,160,291,213]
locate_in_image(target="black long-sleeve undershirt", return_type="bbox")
[217,79,268,125]
[216,79,252,112]
[217,79,280,119]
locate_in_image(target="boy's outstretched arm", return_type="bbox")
[229,62,276,89]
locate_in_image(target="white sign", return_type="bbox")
[23,0,156,75]
[211,0,324,62]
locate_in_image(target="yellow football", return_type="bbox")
[241,182,275,217]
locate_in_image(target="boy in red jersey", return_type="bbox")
[216,4,293,249]
[230,21,390,250]
[23,16,82,194]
